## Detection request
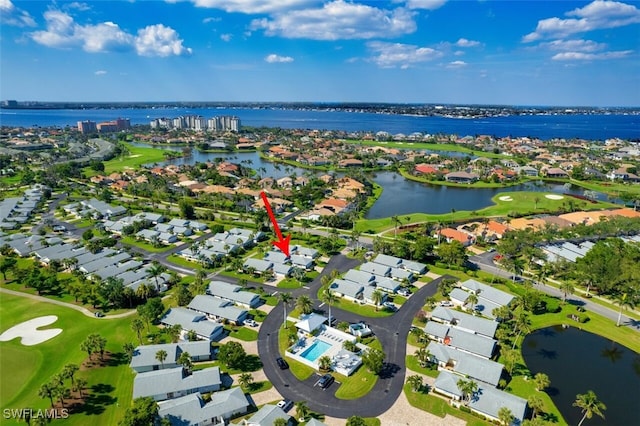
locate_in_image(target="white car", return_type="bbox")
[244,319,258,327]
[382,301,397,311]
[277,399,293,411]
[440,301,454,307]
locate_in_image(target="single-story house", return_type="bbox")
[242,404,292,426]
[343,269,376,285]
[130,341,212,373]
[133,366,221,402]
[243,258,273,274]
[207,281,261,309]
[372,253,403,268]
[430,307,498,338]
[375,277,402,294]
[188,295,248,325]
[161,308,224,341]
[272,262,294,277]
[427,342,503,386]
[459,279,514,318]
[293,245,320,259]
[158,388,250,426]
[469,384,528,425]
[445,171,479,183]
[290,255,314,269]
[424,321,496,359]
[359,262,391,277]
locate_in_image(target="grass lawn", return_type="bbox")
[403,384,489,426]
[240,381,273,395]
[405,356,439,378]
[316,285,393,318]
[334,366,378,400]
[119,236,176,253]
[225,326,258,342]
[0,292,138,426]
[569,178,640,196]
[507,376,565,424]
[355,191,616,234]
[86,143,172,176]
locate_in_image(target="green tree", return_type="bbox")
[613,292,636,327]
[218,341,246,369]
[38,382,55,408]
[0,256,17,280]
[174,284,191,306]
[52,384,69,408]
[62,363,79,388]
[123,342,136,362]
[457,378,478,406]
[156,350,168,369]
[295,400,310,422]
[573,390,606,426]
[534,372,550,392]
[238,372,253,389]
[371,289,384,311]
[437,240,468,267]
[273,419,287,426]
[407,374,424,392]
[559,281,574,303]
[346,416,367,426]
[148,261,167,293]
[177,351,193,372]
[466,293,478,311]
[82,229,94,241]
[318,355,332,372]
[296,295,314,315]
[73,377,87,399]
[528,394,545,419]
[131,318,144,345]
[278,292,293,328]
[178,199,195,219]
[414,346,432,368]
[361,348,385,374]
[498,407,514,426]
[120,397,159,426]
[320,287,338,325]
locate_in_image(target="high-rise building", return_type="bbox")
[77,120,97,134]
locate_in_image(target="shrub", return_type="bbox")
[579,314,590,323]
[544,298,562,313]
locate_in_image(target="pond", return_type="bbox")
[521,326,640,426]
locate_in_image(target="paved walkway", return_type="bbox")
[0,287,137,319]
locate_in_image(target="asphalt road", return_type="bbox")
[258,258,450,418]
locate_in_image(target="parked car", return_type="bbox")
[276,357,289,370]
[244,319,258,327]
[94,311,104,318]
[52,225,67,232]
[317,373,335,389]
[440,301,454,307]
[397,288,411,297]
[277,399,293,411]
[382,301,397,311]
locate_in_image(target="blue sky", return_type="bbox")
[1,0,639,106]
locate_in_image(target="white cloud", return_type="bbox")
[446,60,467,68]
[30,10,191,57]
[0,0,36,27]
[453,50,464,56]
[523,0,640,42]
[65,2,91,12]
[367,41,442,68]
[552,50,633,60]
[202,17,221,24]
[251,1,416,40]
[265,53,294,63]
[455,38,481,47]
[94,70,107,75]
[540,39,607,52]
[399,0,447,10]
[220,33,232,42]
[191,0,317,14]
[135,24,193,57]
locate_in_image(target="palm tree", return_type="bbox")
[528,395,545,419]
[73,377,87,399]
[559,281,574,303]
[62,364,79,388]
[318,355,332,372]
[238,373,253,389]
[573,390,606,426]
[498,407,514,426]
[512,309,532,350]
[372,289,384,311]
[131,318,144,345]
[156,349,167,369]
[296,295,314,315]
[148,261,167,293]
[321,287,338,325]
[457,379,478,406]
[414,346,432,368]
[391,215,401,239]
[278,292,293,328]
[613,292,635,327]
[466,293,478,311]
[38,382,55,408]
[407,374,423,392]
[534,372,550,392]
[273,419,287,426]
[410,327,426,345]
[295,401,310,422]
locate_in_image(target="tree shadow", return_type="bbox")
[378,362,400,379]
[72,384,116,416]
[538,349,557,360]
[545,386,560,397]
[237,355,263,372]
[105,351,130,367]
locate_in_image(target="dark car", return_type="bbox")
[318,374,334,389]
[276,357,289,370]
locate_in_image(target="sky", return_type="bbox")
[1,0,639,106]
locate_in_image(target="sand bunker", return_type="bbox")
[0,315,62,346]
[498,196,513,201]
[545,194,564,200]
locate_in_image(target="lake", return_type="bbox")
[521,326,640,426]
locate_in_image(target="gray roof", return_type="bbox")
[272,262,293,275]
[449,288,470,303]
[425,322,496,359]
[389,267,413,280]
[82,198,126,216]
[375,277,401,292]
[81,252,131,274]
[133,366,221,399]
[243,258,273,272]
[402,260,427,274]
[161,308,223,340]
[360,262,391,276]
[245,404,291,426]
[293,245,319,258]
[430,307,498,338]
[344,269,375,285]
[469,384,528,423]
[460,280,514,307]
[372,253,402,267]
[130,341,211,370]
[264,251,288,263]
[427,342,503,386]
[188,295,247,322]
[434,370,463,398]
[291,255,313,267]
[168,218,190,227]
[207,281,261,307]
[305,419,328,426]
[330,279,363,300]
[159,388,249,426]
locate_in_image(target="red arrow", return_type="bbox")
[260,191,291,257]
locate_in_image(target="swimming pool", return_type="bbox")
[299,340,331,362]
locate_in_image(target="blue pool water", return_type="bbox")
[300,340,331,362]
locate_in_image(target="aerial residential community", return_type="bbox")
[1,1,640,426]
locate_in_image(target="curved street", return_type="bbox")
[257,254,447,418]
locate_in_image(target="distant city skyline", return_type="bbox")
[1,0,639,106]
